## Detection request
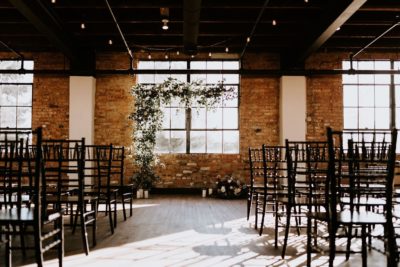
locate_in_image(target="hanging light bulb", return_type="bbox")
[51,0,56,3]
[176,50,180,56]
[148,53,152,59]
[246,37,251,43]
[225,47,229,53]
[272,19,277,26]
[162,19,169,30]
[108,39,113,45]
[304,0,308,2]
[208,52,212,57]
[81,23,86,29]
[165,53,169,59]
[191,55,195,58]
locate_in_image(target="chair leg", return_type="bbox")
[34,226,44,267]
[254,192,259,230]
[329,225,337,267]
[20,224,26,257]
[361,225,367,267]
[114,198,117,228]
[6,231,12,267]
[307,216,312,267]
[274,202,279,248]
[122,194,127,221]
[129,196,133,217]
[107,200,114,234]
[247,189,253,221]
[259,193,267,236]
[281,204,292,259]
[58,217,64,267]
[80,207,90,255]
[346,224,353,261]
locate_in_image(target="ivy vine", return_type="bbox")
[129,77,236,188]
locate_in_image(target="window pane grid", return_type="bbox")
[0,60,33,129]
[138,60,239,154]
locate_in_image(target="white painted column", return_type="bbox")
[69,76,96,144]
[280,76,306,144]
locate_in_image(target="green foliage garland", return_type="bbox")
[129,77,235,188]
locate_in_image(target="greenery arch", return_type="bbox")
[129,77,235,188]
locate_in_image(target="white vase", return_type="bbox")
[144,189,149,199]
[137,188,143,199]
[202,189,207,197]
[208,188,213,196]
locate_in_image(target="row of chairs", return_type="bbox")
[0,128,134,266]
[247,127,398,267]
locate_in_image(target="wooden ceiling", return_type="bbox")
[0,0,399,69]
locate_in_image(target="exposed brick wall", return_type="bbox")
[4,50,397,188]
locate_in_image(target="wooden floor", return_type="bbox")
[2,195,395,266]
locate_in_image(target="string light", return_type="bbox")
[108,39,113,45]
[176,51,180,56]
[246,37,251,43]
[272,20,277,26]
[225,47,229,53]
[208,52,212,57]
[81,23,86,29]
[191,55,195,58]
[148,53,152,59]
[165,53,169,59]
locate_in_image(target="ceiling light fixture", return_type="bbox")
[191,55,195,58]
[81,23,86,29]
[336,27,341,31]
[162,19,169,30]
[208,52,212,57]
[225,47,229,53]
[148,53,152,59]
[165,53,169,59]
[51,0,56,3]
[160,7,170,31]
[108,39,113,45]
[246,37,251,43]
[272,20,277,26]
[176,51,180,55]
[304,0,308,3]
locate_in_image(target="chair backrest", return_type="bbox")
[111,146,125,186]
[42,138,86,206]
[248,147,264,188]
[0,127,44,220]
[94,144,113,193]
[285,140,329,206]
[261,144,286,192]
[326,127,397,220]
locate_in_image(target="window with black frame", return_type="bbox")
[342,59,400,151]
[137,60,240,154]
[0,60,33,130]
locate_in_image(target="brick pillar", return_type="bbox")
[280,76,306,144]
[69,76,96,144]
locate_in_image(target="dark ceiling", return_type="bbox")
[0,0,399,70]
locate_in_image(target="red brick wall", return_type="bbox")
[4,50,397,188]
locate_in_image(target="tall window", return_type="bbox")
[343,60,391,130]
[0,60,33,129]
[137,60,240,154]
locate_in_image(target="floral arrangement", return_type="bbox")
[129,77,236,189]
[215,175,247,199]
